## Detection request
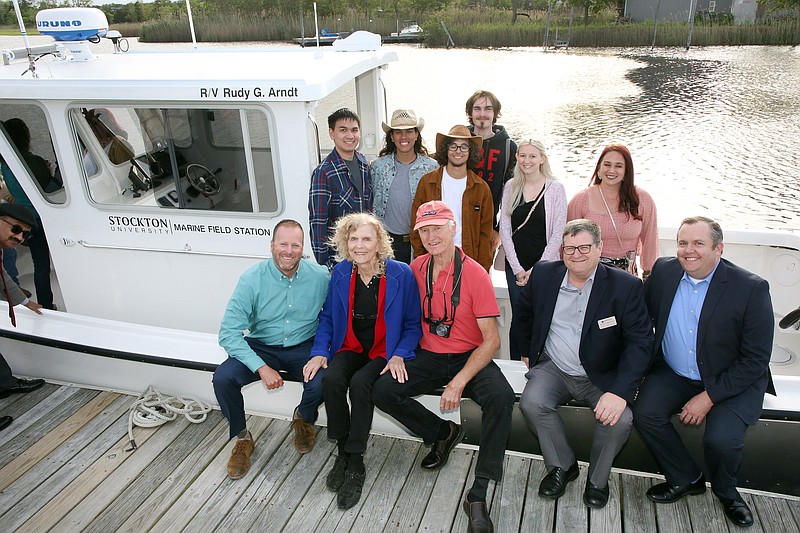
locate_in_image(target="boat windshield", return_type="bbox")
[71,106,278,213]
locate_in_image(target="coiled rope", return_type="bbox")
[126,385,212,452]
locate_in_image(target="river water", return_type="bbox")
[2,36,798,230]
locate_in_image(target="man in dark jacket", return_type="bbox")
[465,90,517,249]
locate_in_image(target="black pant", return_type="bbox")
[324,350,386,455]
[633,363,750,501]
[373,349,514,481]
[388,233,411,264]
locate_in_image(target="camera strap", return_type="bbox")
[424,250,463,325]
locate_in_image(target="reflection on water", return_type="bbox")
[1,37,797,229]
[381,45,800,230]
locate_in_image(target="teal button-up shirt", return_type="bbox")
[219,258,329,372]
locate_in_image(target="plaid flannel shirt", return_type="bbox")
[308,148,372,268]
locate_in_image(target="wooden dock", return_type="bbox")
[1,383,798,532]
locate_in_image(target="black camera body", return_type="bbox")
[430,322,451,338]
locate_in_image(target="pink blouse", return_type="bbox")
[567,186,659,271]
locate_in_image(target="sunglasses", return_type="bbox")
[0,218,32,241]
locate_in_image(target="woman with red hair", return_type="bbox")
[567,144,658,278]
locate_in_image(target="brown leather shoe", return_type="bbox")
[292,416,315,454]
[227,431,254,479]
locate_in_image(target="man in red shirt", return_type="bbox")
[374,200,513,533]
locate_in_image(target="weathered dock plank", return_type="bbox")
[50,414,192,531]
[383,443,442,531]
[149,415,274,533]
[492,454,531,533]
[620,473,657,533]
[350,437,421,533]
[589,472,622,533]
[0,394,132,529]
[686,489,729,533]
[520,460,556,532]
[0,389,115,490]
[114,416,230,533]
[554,465,588,533]
[281,439,341,532]
[0,382,60,420]
[83,410,224,533]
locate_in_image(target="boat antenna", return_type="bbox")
[314,2,320,48]
[185,0,198,49]
[10,0,37,78]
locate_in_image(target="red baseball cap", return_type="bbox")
[414,200,455,231]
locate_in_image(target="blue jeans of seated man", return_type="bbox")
[212,337,323,439]
[373,349,515,481]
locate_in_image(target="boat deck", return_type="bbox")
[2,383,799,532]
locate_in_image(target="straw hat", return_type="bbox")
[381,109,425,133]
[435,125,482,153]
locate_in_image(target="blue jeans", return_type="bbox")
[212,337,323,439]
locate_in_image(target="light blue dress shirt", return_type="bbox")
[662,262,720,380]
[544,268,596,377]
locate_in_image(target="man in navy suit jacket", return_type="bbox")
[634,216,774,528]
[516,219,654,509]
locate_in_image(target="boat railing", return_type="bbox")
[76,239,266,259]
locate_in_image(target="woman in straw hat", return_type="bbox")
[371,109,438,263]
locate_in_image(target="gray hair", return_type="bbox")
[679,216,724,247]
[563,219,601,245]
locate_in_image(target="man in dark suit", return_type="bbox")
[516,219,653,509]
[634,216,774,528]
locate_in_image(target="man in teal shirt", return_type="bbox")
[214,219,329,479]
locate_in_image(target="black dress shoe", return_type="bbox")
[721,498,754,527]
[421,421,464,470]
[583,481,610,508]
[463,496,494,533]
[538,462,579,499]
[0,378,45,398]
[0,415,12,432]
[647,476,706,503]
[337,469,366,510]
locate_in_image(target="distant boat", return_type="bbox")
[383,21,425,44]
[293,28,346,47]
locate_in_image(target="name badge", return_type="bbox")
[598,316,617,329]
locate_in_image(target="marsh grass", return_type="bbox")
[134,10,798,47]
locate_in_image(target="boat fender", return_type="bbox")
[779,306,800,330]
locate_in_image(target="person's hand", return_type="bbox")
[521,356,529,368]
[24,300,43,315]
[303,355,328,382]
[380,355,408,383]
[515,269,531,286]
[679,391,713,425]
[257,365,283,390]
[440,379,465,412]
[594,392,627,426]
[492,230,501,251]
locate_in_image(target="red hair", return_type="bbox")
[590,144,641,221]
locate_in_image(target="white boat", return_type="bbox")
[1,8,798,496]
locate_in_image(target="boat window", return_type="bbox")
[0,103,65,206]
[72,106,278,214]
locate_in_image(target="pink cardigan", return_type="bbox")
[499,179,568,275]
[567,186,659,271]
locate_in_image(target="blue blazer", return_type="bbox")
[311,258,422,361]
[516,260,654,404]
[643,257,774,425]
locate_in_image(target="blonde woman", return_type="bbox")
[499,140,567,362]
[304,213,421,510]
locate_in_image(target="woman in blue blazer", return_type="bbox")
[304,212,421,510]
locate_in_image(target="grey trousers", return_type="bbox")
[520,358,632,487]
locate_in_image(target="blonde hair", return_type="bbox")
[508,140,556,213]
[328,212,394,270]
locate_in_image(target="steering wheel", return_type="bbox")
[185,164,221,196]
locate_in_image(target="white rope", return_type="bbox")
[126,385,212,451]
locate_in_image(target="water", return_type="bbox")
[2,37,798,229]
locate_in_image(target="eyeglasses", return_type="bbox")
[0,218,31,241]
[447,143,470,153]
[562,244,593,255]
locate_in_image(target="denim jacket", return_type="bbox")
[370,153,438,221]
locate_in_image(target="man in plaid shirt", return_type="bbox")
[308,108,372,269]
